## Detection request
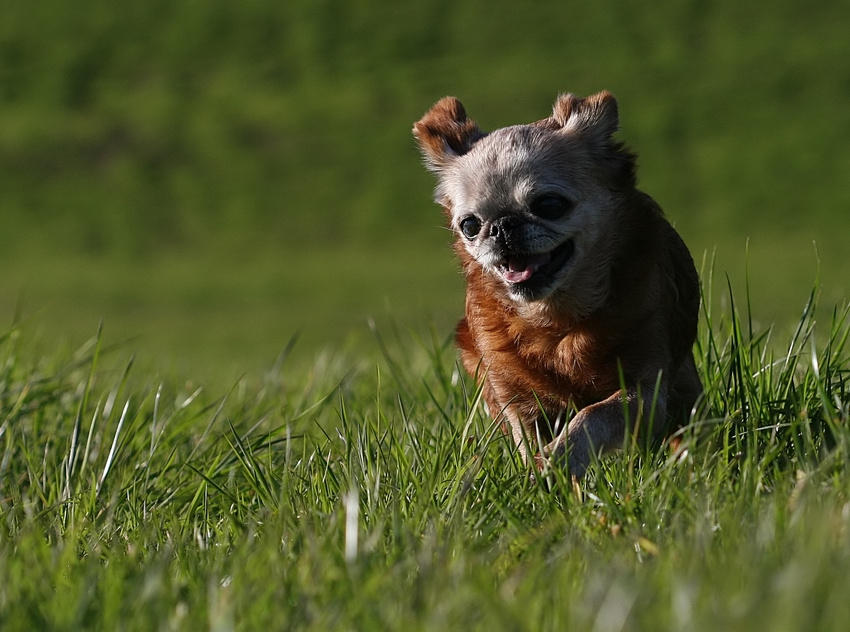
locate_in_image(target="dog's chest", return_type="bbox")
[477,318,619,405]
[523,326,617,394]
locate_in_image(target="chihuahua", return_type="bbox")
[414,91,702,478]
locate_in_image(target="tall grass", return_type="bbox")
[1,281,849,630]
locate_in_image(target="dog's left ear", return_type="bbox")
[551,91,619,142]
[413,97,485,171]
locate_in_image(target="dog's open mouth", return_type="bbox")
[497,239,575,288]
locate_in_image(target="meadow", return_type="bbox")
[2,283,850,630]
[2,0,850,629]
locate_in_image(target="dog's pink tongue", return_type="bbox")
[502,254,549,283]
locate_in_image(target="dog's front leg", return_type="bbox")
[535,385,667,478]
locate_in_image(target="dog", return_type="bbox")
[413,91,702,478]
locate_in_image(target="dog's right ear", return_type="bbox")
[551,91,620,143]
[413,97,484,171]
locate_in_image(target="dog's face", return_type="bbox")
[414,91,636,312]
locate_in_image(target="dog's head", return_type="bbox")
[414,91,638,315]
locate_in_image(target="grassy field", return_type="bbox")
[2,1,850,628]
[2,0,850,377]
[2,284,850,630]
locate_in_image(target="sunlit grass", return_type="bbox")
[1,281,849,630]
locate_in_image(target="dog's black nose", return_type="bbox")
[489,216,520,242]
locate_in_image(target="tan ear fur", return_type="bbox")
[413,97,484,170]
[552,90,619,141]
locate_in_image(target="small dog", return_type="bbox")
[414,91,702,478]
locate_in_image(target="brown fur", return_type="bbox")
[414,91,702,478]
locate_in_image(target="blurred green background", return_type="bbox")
[1,0,848,381]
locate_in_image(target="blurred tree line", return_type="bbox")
[1,0,849,267]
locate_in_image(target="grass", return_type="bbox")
[1,238,463,382]
[4,4,850,627]
[1,280,849,631]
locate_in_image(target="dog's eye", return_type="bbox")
[531,195,572,220]
[459,216,482,239]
